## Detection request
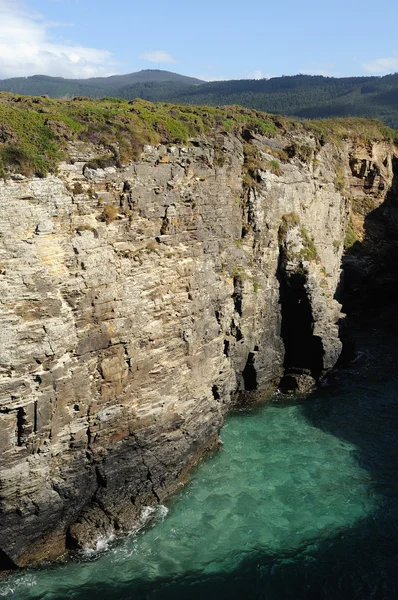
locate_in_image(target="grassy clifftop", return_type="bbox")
[2,72,398,129]
[0,93,397,178]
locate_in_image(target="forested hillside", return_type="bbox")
[119,74,398,128]
[0,71,397,127]
[0,70,203,100]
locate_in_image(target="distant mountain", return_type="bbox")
[118,73,398,128]
[1,70,398,128]
[0,70,204,99]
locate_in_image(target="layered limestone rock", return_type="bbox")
[0,129,395,568]
[342,142,398,319]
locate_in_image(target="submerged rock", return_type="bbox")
[279,372,317,394]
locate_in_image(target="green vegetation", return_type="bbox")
[285,142,313,162]
[263,145,289,162]
[242,142,264,186]
[303,117,398,145]
[334,165,346,192]
[0,95,283,177]
[3,72,398,128]
[229,265,246,280]
[278,214,319,263]
[352,194,377,216]
[278,213,300,243]
[265,159,282,175]
[0,93,396,179]
[344,217,360,249]
[298,227,319,262]
[242,143,283,186]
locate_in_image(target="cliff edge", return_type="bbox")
[0,96,396,568]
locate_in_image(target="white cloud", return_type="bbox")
[362,55,398,74]
[140,50,176,64]
[0,0,116,79]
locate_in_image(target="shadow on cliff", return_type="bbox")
[44,191,398,599]
[44,329,398,600]
[342,154,398,329]
[28,169,398,599]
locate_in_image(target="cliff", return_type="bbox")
[0,98,397,569]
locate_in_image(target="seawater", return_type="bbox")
[2,330,398,599]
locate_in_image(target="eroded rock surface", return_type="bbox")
[0,132,396,568]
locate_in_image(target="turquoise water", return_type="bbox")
[2,331,398,599]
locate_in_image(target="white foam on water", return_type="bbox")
[0,574,37,597]
[140,505,157,523]
[79,504,170,561]
[139,504,169,527]
[81,532,116,558]
[0,401,380,598]
[158,505,169,521]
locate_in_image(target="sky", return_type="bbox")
[1,0,398,81]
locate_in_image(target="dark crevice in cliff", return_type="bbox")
[212,385,221,400]
[232,276,244,316]
[0,549,18,571]
[277,269,323,389]
[230,319,243,342]
[16,407,26,447]
[65,529,79,551]
[33,400,38,433]
[242,352,257,391]
[95,466,107,488]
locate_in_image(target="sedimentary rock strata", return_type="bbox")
[0,129,396,568]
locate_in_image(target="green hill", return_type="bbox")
[118,73,398,128]
[0,70,204,99]
[0,71,398,128]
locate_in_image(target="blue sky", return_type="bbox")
[0,0,398,80]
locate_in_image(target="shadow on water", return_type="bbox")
[58,161,398,599]
[40,330,398,600]
[11,159,398,600]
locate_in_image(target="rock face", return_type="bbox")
[343,142,398,322]
[0,130,395,569]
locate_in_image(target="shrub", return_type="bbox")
[344,217,360,249]
[334,165,346,192]
[242,142,263,185]
[103,204,118,224]
[85,155,116,170]
[278,212,300,242]
[298,227,319,262]
[0,145,35,176]
[266,159,282,175]
[285,143,313,162]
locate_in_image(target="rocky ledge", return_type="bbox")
[0,114,397,569]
